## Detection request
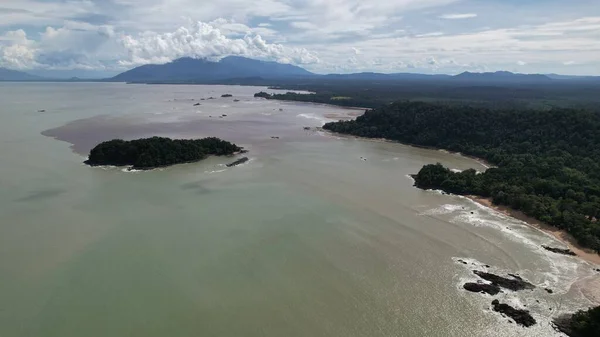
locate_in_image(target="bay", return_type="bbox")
[0,83,597,337]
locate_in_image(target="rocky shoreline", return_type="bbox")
[491,300,536,327]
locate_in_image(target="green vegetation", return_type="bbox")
[323,101,600,251]
[254,79,600,112]
[254,91,382,108]
[85,137,242,169]
[555,306,600,337]
[569,306,600,336]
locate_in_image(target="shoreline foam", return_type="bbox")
[467,196,600,306]
[467,196,600,266]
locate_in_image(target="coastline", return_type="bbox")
[327,129,600,306]
[319,128,494,169]
[468,196,600,306]
[467,196,600,266]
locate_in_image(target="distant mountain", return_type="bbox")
[454,71,552,83]
[110,56,314,82]
[0,68,42,81]
[322,72,450,81]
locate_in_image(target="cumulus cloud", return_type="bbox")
[1,0,600,75]
[439,13,477,19]
[0,29,38,69]
[118,20,319,67]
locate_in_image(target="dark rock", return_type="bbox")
[222,114,227,117]
[470,211,474,214]
[221,94,233,98]
[508,273,523,281]
[491,300,536,327]
[458,259,468,265]
[542,245,576,256]
[38,109,46,112]
[474,271,535,291]
[485,265,491,268]
[201,98,205,100]
[304,127,311,130]
[271,136,280,139]
[463,282,501,295]
[208,97,215,100]
[545,288,554,294]
[279,108,283,111]
[193,103,201,106]
[233,99,240,102]
[226,157,249,167]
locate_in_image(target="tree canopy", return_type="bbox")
[85,136,242,170]
[323,101,600,252]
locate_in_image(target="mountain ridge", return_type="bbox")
[0,68,43,81]
[110,56,314,82]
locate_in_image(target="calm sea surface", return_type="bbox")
[0,83,597,337]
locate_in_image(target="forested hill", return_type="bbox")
[323,102,600,251]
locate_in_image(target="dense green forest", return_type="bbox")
[85,137,242,169]
[323,101,600,251]
[254,79,600,112]
[555,306,600,337]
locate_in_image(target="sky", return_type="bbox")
[0,0,599,77]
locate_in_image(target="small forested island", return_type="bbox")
[85,137,242,170]
[323,101,600,252]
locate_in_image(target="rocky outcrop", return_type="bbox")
[221,94,233,97]
[473,271,535,291]
[542,245,577,256]
[492,300,536,327]
[463,282,501,295]
[226,157,249,167]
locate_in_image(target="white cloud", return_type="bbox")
[117,20,319,67]
[289,22,319,30]
[416,32,444,37]
[0,0,97,26]
[1,1,600,75]
[0,30,38,69]
[439,13,477,20]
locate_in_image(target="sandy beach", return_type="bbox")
[468,196,600,265]
[468,196,600,305]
